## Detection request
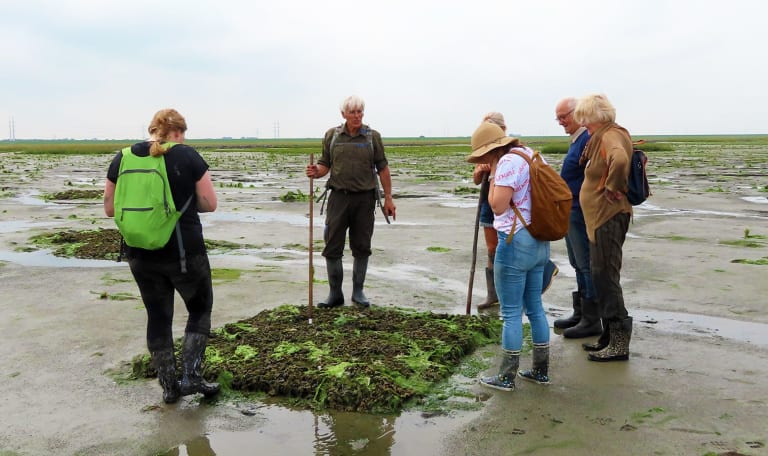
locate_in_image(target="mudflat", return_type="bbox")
[0,144,766,456]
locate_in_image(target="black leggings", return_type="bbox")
[128,254,214,352]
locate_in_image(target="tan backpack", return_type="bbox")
[508,149,572,241]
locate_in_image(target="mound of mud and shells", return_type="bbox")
[134,305,502,413]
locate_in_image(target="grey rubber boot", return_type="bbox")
[518,343,550,385]
[582,319,610,351]
[563,297,602,338]
[554,291,582,329]
[588,317,633,362]
[480,349,519,392]
[351,256,370,308]
[180,333,220,397]
[152,348,180,404]
[319,257,344,308]
[476,267,499,310]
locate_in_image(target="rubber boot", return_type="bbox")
[582,319,610,351]
[563,297,602,338]
[351,256,370,308]
[180,332,220,397]
[554,291,582,329]
[480,349,519,392]
[319,257,344,308]
[542,260,559,294]
[152,348,180,404]
[588,317,633,362]
[476,267,499,310]
[518,343,550,385]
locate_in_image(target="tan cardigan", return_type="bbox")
[579,124,633,242]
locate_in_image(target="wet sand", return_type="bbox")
[0,150,767,455]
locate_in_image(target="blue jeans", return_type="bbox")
[495,228,550,351]
[479,200,494,227]
[565,207,596,300]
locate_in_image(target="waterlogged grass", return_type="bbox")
[211,268,242,283]
[427,246,451,253]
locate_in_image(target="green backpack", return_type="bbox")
[113,143,193,252]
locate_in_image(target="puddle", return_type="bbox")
[0,220,65,234]
[164,404,476,456]
[203,211,315,226]
[0,249,124,268]
[632,202,768,220]
[12,191,55,206]
[631,308,768,348]
[742,196,768,204]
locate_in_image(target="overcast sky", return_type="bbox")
[2,0,766,140]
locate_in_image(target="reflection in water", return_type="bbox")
[171,436,217,456]
[161,406,420,456]
[313,412,396,455]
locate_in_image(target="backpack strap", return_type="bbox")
[175,195,194,273]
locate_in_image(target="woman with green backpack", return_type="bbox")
[103,108,220,403]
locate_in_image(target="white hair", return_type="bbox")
[340,95,365,113]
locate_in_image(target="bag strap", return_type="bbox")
[504,149,534,244]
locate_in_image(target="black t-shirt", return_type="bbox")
[107,142,209,260]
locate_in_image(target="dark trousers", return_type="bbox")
[322,190,376,259]
[590,212,630,321]
[128,254,214,352]
[565,207,596,300]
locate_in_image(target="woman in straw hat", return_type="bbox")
[467,123,551,392]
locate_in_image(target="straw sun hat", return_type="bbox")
[467,123,518,163]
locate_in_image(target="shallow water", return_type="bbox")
[162,403,477,456]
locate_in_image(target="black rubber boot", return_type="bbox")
[352,256,370,308]
[319,257,344,308]
[582,319,610,351]
[554,291,582,329]
[477,267,499,310]
[180,333,220,397]
[563,298,602,338]
[542,260,559,294]
[480,349,519,392]
[518,343,550,385]
[588,317,633,362]
[151,348,180,404]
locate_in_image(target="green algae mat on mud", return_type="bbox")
[136,305,502,413]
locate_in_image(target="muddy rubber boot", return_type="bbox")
[582,319,610,351]
[180,333,220,397]
[319,257,344,308]
[554,291,582,329]
[588,317,633,362]
[518,343,550,385]
[480,349,519,392]
[152,348,180,404]
[351,256,370,308]
[563,298,602,339]
[477,267,499,310]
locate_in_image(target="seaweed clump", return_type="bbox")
[135,305,502,413]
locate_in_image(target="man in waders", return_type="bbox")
[305,95,396,308]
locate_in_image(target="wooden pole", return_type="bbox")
[308,152,315,325]
[466,174,487,315]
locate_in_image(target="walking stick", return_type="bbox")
[466,174,488,315]
[308,153,315,325]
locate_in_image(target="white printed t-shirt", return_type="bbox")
[492,146,540,235]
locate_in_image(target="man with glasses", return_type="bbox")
[306,95,396,309]
[552,97,601,340]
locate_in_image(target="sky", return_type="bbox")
[2,0,767,140]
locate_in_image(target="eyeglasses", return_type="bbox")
[555,109,574,122]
